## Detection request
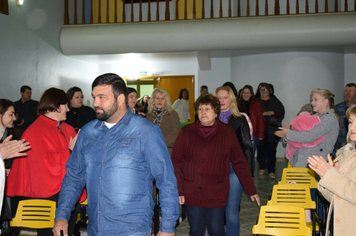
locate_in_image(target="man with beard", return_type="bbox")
[334,83,356,152]
[53,73,179,236]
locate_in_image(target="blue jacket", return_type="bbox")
[55,108,179,235]
[334,101,356,151]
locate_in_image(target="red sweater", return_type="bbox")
[171,119,257,208]
[6,115,76,198]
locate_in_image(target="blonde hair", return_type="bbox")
[214,86,242,117]
[148,88,174,112]
[345,105,356,143]
[310,88,335,109]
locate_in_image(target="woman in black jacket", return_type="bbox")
[65,86,96,132]
[215,86,253,236]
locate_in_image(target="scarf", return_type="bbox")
[152,105,168,126]
[219,110,232,124]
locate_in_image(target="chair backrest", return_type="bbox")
[267,184,316,209]
[10,199,56,229]
[278,167,318,189]
[253,205,312,236]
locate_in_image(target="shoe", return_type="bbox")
[258,169,265,176]
[269,173,276,179]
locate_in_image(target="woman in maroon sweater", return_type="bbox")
[171,94,260,236]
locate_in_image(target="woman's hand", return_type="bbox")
[274,123,290,138]
[250,194,260,207]
[263,111,274,116]
[308,154,334,178]
[179,196,185,205]
[69,129,81,151]
[0,135,31,159]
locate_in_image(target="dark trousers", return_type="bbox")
[186,206,225,236]
[257,131,280,173]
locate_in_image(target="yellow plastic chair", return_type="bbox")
[252,205,312,236]
[278,167,318,189]
[10,199,56,229]
[267,184,316,209]
[287,162,293,168]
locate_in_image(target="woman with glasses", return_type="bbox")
[255,83,285,179]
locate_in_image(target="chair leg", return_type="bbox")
[11,227,20,236]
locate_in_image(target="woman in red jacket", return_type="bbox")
[240,85,265,176]
[171,94,260,236]
[7,88,77,236]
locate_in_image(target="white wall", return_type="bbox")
[197,57,231,95]
[345,53,356,85]
[0,0,98,103]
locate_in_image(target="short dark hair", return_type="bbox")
[21,85,32,93]
[37,88,69,115]
[0,99,15,116]
[92,73,127,101]
[195,94,220,116]
[223,82,238,98]
[179,89,189,100]
[127,87,137,95]
[200,85,208,91]
[346,83,356,88]
[67,86,82,100]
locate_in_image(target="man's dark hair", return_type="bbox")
[346,83,356,88]
[37,88,69,115]
[67,86,82,100]
[200,85,208,91]
[21,85,32,93]
[92,73,128,100]
[179,89,189,100]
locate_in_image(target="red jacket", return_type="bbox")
[6,115,76,198]
[171,119,256,208]
[241,99,265,139]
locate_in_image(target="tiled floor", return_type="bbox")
[175,158,288,236]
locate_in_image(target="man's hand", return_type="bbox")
[157,232,174,236]
[53,219,68,236]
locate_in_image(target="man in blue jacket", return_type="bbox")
[53,73,179,236]
[334,83,356,152]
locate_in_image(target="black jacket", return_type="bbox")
[65,105,96,130]
[228,115,254,175]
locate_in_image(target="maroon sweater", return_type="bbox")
[171,118,257,208]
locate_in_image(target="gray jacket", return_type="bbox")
[288,109,339,167]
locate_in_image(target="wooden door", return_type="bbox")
[158,75,195,122]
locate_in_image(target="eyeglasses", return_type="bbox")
[259,88,268,92]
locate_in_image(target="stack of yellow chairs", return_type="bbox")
[253,167,320,236]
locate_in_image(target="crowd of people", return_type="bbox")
[0,77,355,236]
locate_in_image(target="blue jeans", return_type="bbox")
[186,206,225,236]
[226,165,243,236]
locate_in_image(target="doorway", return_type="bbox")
[126,75,195,121]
